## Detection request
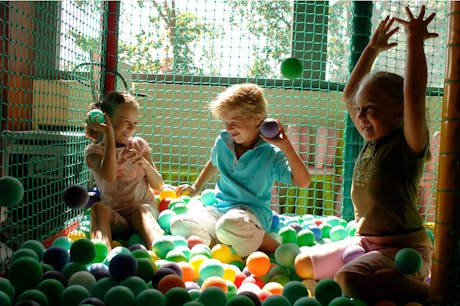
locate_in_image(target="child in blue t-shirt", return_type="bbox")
[171,83,311,257]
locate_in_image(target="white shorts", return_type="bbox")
[170,206,266,257]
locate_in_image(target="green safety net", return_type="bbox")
[0,0,448,273]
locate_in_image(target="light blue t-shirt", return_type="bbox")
[211,130,293,230]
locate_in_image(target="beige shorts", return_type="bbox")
[170,206,266,257]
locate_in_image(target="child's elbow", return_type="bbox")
[294,176,311,188]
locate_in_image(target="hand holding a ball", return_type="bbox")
[85,109,112,135]
[259,118,290,149]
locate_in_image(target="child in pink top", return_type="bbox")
[85,91,164,251]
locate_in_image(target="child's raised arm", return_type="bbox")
[395,5,438,154]
[343,16,398,127]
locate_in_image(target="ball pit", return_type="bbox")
[0,193,433,306]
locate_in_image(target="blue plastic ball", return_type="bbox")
[108,253,138,282]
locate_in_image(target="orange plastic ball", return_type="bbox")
[201,276,228,293]
[177,261,195,282]
[246,251,270,276]
[262,281,284,295]
[157,274,185,294]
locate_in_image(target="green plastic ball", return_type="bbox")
[274,242,300,267]
[12,248,39,263]
[16,289,49,306]
[8,256,43,291]
[279,226,297,244]
[67,271,97,293]
[228,295,256,306]
[329,296,354,306]
[36,278,65,306]
[0,291,11,306]
[292,297,321,306]
[61,261,87,280]
[262,294,291,306]
[92,239,109,263]
[184,301,205,306]
[104,285,136,306]
[314,279,342,306]
[135,288,166,306]
[200,189,216,206]
[282,280,310,305]
[280,57,303,80]
[20,240,45,261]
[198,286,227,306]
[52,236,73,250]
[87,109,105,123]
[92,277,118,301]
[164,287,192,306]
[60,285,91,306]
[296,229,316,247]
[0,278,15,301]
[152,237,175,259]
[0,176,24,207]
[158,209,176,232]
[136,258,156,283]
[70,238,96,264]
[395,248,422,274]
[329,225,348,241]
[121,276,148,297]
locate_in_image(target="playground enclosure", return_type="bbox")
[0,0,458,302]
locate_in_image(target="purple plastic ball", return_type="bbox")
[63,185,89,209]
[342,245,366,264]
[259,118,280,139]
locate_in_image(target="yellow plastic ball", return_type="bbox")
[222,264,236,282]
[211,244,232,263]
[189,254,208,280]
[159,188,176,201]
[67,230,87,242]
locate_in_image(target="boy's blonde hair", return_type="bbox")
[209,83,268,119]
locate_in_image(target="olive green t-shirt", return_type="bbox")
[352,129,428,236]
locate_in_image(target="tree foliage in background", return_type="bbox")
[227,0,293,78]
[66,0,446,86]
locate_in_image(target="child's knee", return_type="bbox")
[294,252,315,279]
[91,202,111,220]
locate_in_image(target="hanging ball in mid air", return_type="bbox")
[280,57,303,80]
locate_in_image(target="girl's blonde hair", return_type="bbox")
[358,71,404,106]
[85,91,138,141]
[209,83,268,119]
